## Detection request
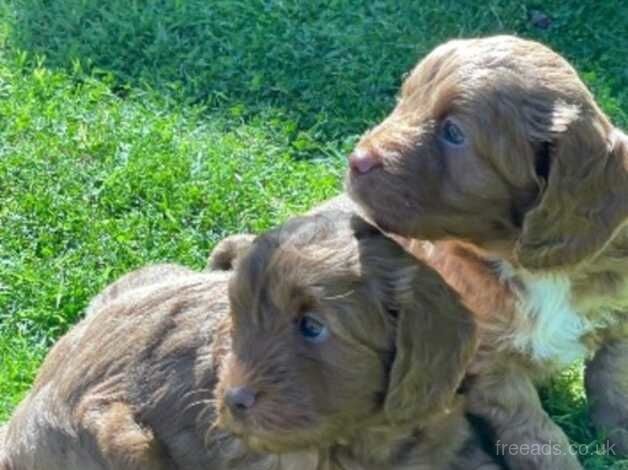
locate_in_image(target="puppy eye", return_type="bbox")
[440,119,465,146]
[298,314,329,343]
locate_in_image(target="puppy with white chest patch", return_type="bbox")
[0,211,501,470]
[346,34,628,469]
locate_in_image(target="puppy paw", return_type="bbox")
[585,339,628,457]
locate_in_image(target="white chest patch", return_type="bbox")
[498,262,597,367]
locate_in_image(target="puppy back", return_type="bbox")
[2,267,232,470]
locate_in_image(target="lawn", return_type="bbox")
[0,0,627,468]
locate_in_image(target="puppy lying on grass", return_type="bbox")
[1,211,499,469]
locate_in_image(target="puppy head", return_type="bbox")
[215,211,476,453]
[346,35,628,270]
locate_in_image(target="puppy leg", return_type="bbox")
[585,338,628,456]
[84,402,173,470]
[452,446,504,470]
[466,367,582,470]
[453,421,505,470]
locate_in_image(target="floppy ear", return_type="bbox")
[383,263,477,425]
[516,103,628,270]
[207,234,256,271]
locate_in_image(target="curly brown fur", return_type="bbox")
[207,234,256,271]
[346,34,628,466]
[0,425,7,469]
[1,212,500,470]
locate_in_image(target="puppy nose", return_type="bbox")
[225,386,257,414]
[348,148,382,174]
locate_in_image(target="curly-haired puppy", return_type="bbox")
[346,35,628,468]
[0,212,499,470]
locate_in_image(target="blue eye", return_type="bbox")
[441,119,465,145]
[298,315,329,343]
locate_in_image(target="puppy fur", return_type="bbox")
[1,212,499,470]
[346,35,628,468]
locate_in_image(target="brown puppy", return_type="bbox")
[346,35,628,468]
[1,212,498,470]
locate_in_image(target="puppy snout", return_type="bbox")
[348,148,382,174]
[225,386,257,415]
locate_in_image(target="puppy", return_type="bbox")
[346,35,628,468]
[1,211,498,469]
[2,265,226,470]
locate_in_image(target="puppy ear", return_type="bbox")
[207,234,256,271]
[383,263,477,425]
[516,102,628,270]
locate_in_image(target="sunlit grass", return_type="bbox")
[1,1,627,467]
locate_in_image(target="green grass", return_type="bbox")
[0,0,627,467]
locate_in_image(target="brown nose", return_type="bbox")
[348,148,382,174]
[225,386,257,414]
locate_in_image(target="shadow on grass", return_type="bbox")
[6,1,628,135]
[4,0,523,138]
